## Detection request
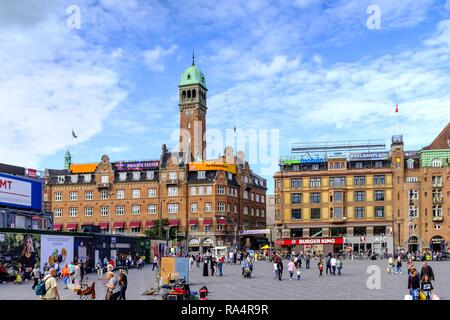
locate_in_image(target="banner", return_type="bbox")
[113,161,160,171]
[160,257,190,284]
[40,235,74,272]
[0,173,42,211]
[189,162,237,174]
[276,237,344,246]
[240,229,270,235]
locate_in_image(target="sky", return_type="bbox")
[1,0,450,194]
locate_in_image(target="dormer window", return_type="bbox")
[197,171,206,179]
[187,74,191,80]
[84,174,91,183]
[431,159,442,168]
[70,175,78,183]
[227,172,232,180]
[407,158,415,169]
[119,172,127,181]
[132,172,141,181]
[57,176,65,184]
[146,171,154,180]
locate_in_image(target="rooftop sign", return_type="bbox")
[349,152,389,161]
[113,161,160,171]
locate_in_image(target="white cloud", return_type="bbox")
[142,44,178,72]
[0,16,127,167]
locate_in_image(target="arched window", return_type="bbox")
[192,89,196,98]
[431,159,442,168]
[187,90,191,98]
[182,91,186,100]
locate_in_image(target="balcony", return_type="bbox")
[433,197,443,204]
[432,216,443,222]
[97,182,110,189]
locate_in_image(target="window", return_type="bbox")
[146,171,155,180]
[409,190,419,200]
[244,191,249,199]
[407,158,415,169]
[432,205,442,218]
[355,207,365,218]
[261,209,265,217]
[132,205,140,215]
[354,176,366,186]
[293,165,300,171]
[261,195,265,203]
[119,172,127,181]
[115,228,124,234]
[329,177,346,187]
[202,186,208,195]
[169,172,177,180]
[132,189,140,199]
[217,224,224,231]
[409,206,419,218]
[148,188,156,198]
[69,192,77,201]
[70,175,78,183]
[85,207,93,216]
[330,228,347,237]
[251,193,255,201]
[168,187,178,196]
[197,171,206,179]
[244,207,249,215]
[310,178,321,188]
[355,191,365,202]
[291,178,302,188]
[69,207,77,217]
[431,159,442,168]
[227,172,233,180]
[374,175,385,185]
[101,175,109,183]
[148,204,157,214]
[309,192,320,203]
[116,189,124,199]
[355,162,363,169]
[55,192,62,201]
[204,203,212,212]
[310,228,322,237]
[218,203,225,212]
[132,172,141,181]
[131,227,141,233]
[100,190,108,199]
[256,194,260,202]
[116,206,124,215]
[292,193,302,204]
[334,192,343,202]
[190,186,197,196]
[374,226,387,236]
[234,204,238,214]
[311,208,321,219]
[334,207,343,219]
[375,206,385,218]
[191,203,198,213]
[432,176,442,187]
[168,204,178,214]
[291,209,302,220]
[205,225,212,233]
[312,164,320,171]
[406,177,418,183]
[54,208,62,217]
[375,161,383,168]
[85,191,93,200]
[432,189,442,199]
[256,209,260,217]
[251,208,255,216]
[217,186,225,195]
[57,176,65,184]
[354,227,366,236]
[375,190,385,201]
[190,224,198,232]
[291,229,303,237]
[101,206,109,216]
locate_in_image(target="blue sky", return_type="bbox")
[1,0,450,193]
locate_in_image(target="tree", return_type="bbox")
[144,219,177,240]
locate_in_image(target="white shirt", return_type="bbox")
[331,258,337,266]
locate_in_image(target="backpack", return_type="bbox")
[35,276,52,296]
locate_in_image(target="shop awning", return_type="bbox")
[81,223,94,227]
[168,219,179,226]
[189,219,198,225]
[203,218,212,225]
[217,218,227,225]
[129,221,141,228]
[145,221,155,228]
[66,223,78,230]
[113,221,125,229]
[53,224,62,231]
[98,222,109,230]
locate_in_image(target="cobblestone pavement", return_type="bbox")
[0,259,448,300]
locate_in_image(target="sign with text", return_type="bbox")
[113,161,160,171]
[240,229,270,235]
[349,152,388,161]
[0,173,42,211]
[276,237,345,246]
[189,162,237,174]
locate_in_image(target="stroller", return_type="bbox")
[76,282,96,300]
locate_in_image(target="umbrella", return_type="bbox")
[261,245,272,250]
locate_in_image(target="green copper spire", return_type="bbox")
[64,150,72,170]
[179,53,206,89]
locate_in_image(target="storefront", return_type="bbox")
[429,236,446,253]
[344,235,393,255]
[275,237,345,255]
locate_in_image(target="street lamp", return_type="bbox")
[163,226,170,256]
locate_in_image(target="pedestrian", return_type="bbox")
[396,257,402,274]
[296,266,301,280]
[336,258,343,276]
[96,260,103,280]
[420,274,433,300]
[152,256,158,271]
[117,269,128,300]
[407,268,420,300]
[298,254,302,269]
[80,262,86,285]
[318,259,324,277]
[210,257,216,276]
[331,256,337,276]
[288,259,295,280]
[406,258,414,276]
[241,258,247,277]
[31,264,41,290]
[105,272,120,300]
[61,263,70,289]
[273,261,278,280]
[277,259,283,281]
[41,268,60,300]
[306,254,310,269]
[420,262,435,281]
[0,263,7,284]
[325,256,332,275]
[388,255,395,274]
[203,256,209,276]
[218,258,223,277]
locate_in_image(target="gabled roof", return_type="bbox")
[423,122,450,150]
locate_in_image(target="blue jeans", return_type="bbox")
[410,288,419,300]
[218,265,223,276]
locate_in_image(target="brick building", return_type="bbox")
[45,59,267,252]
[274,123,450,255]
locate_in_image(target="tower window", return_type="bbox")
[192,89,196,98]
[187,74,191,80]
[187,90,191,98]
[182,91,186,99]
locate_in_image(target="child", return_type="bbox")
[31,264,41,290]
[421,274,433,300]
[296,267,301,280]
[318,260,324,277]
[273,262,278,280]
[15,266,22,285]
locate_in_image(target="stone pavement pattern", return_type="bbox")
[0,259,448,300]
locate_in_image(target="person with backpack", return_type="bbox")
[31,264,41,290]
[39,268,60,300]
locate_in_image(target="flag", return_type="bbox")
[395,104,398,113]
[72,130,78,138]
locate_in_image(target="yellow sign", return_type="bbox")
[70,163,97,173]
[189,162,237,174]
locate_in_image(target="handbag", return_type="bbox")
[105,290,113,300]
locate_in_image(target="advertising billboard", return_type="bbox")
[0,173,42,211]
[40,234,74,272]
[189,162,237,174]
[112,161,160,171]
[349,152,389,161]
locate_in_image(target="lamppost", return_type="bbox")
[163,226,170,256]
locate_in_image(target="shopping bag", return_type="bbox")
[404,294,413,300]
[386,268,391,274]
[419,290,427,300]
[431,294,440,300]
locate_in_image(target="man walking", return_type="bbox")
[152,256,158,271]
[330,256,337,276]
[420,262,435,281]
[325,255,332,275]
[306,254,310,269]
[41,268,60,300]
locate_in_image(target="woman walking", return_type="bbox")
[287,259,295,280]
[407,268,420,300]
[277,259,283,281]
[396,257,402,274]
[117,269,128,300]
[420,274,433,300]
[202,256,209,277]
